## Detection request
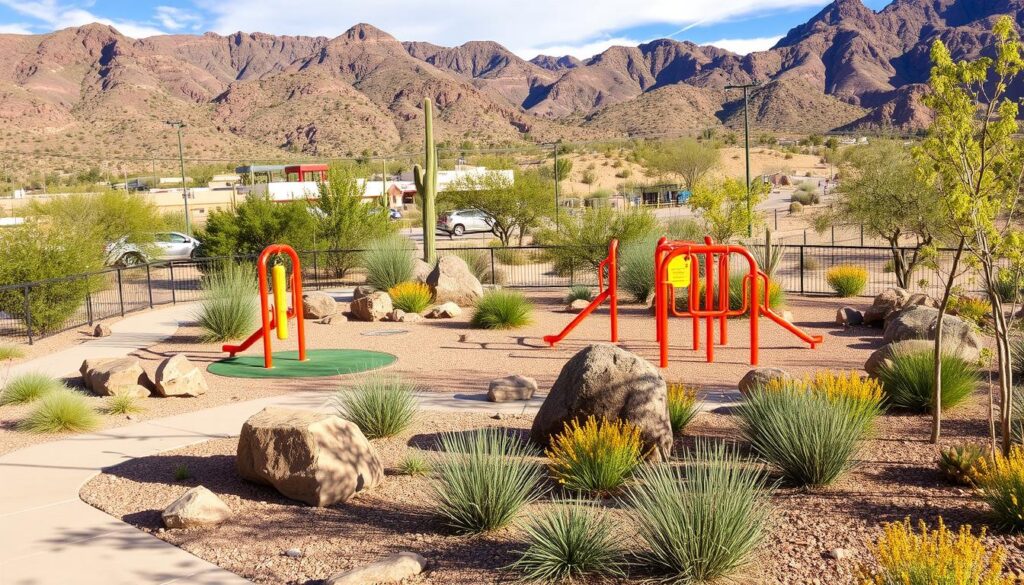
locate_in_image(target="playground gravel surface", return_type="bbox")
[0,291,877,456]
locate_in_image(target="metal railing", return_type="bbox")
[0,243,983,344]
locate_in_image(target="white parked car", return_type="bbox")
[437,209,494,236]
[105,232,202,266]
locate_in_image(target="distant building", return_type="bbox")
[397,166,514,191]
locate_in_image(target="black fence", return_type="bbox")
[0,243,981,345]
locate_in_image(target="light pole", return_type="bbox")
[548,142,561,230]
[165,120,191,236]
[725,82,760,237]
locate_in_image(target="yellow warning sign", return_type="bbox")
[667,255,691,287]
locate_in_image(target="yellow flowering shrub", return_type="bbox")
[977,446,1024,530]
[861,517,1015,585]
[826,265,869,297]
[765,371,883,404]
[547,416,644,496]
[387,281,432,313]
[667,383,700,433]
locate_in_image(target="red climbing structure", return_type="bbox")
[543,239,619,347]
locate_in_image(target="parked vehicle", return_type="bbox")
[437,209,494,236]
[105,232,201,266]
[370,207,403,220]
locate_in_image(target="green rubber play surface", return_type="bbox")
[208,349,396,379]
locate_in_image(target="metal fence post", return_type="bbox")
[489,248,497,286]
[799,246,805,295]
[774,208,778,230]
[116,268,125,317]
[312,251,320,290]
[169,262,177,304]
[803,229,807,245]
[86,290,94,325]
[23,285,33,345]
[146,263,154,309]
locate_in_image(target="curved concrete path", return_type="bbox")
[0,302,740,585]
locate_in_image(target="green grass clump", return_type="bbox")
[388,281,432,313]
[0,372,65,405]
[618,235,657,303]
[977,447,1024,531]
[626,441,772,583]
[546,416,644,496]
[509,499,626,583]
[105,393,144,415]
[430,427,543,534]
[667,383,701,434]
[471,289,533,329]
[195,262,258,342]
[564,285,594,304]
[737,383,880,486]
[174,464,192,481]
[18,388,99,433]
[877,349,979,411]
[948,295,992,328]
[994,268,1022,303]
[450,248,504,285]
[826,265,869,297]
[333,374,419,439]
[397,452,431,476]
[362,236,414,291]
[0,345,24,361]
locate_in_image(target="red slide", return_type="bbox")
[222,307,294,357]
[756,270,823,348]
[543,240,619,347]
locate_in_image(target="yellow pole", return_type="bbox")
[272,264,289,340]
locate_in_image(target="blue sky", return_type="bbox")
[0,0,893,58]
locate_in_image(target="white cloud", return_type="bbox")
[515,36,643,61]
[706,35,783,54]
[154,5,203,31]
[0,0,169,37]
[0,22,32,33]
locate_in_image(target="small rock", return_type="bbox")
[835,306,864,326]
[161,486,232,529]
[350,291,393,322]
[565,299,590,313]
[826,548,851,561]
[426,302,461,319]
[80,357,152,397]
[318,316,333,325]
[93,323,111,337]
[491,413,505,420]
[352,285,374,301]
[781,310,794,323]
[487,374,538,402]
[738,367,791,395]
[154,354,208,397]
[325,552,427,585]
[283,548,303,558]
[302,292,337,319]
[458,333,470,342]
[386,309,406,322]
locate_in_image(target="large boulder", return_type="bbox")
[80,357,151,397]
[302,292,337,319]
[352,285,374,301]
[905,293,939,309]
[236,408,383,507]
[426,255,483,307]
[530,344,672,460]
[487,375,538,402]
[326,552,427,585]
[738,367,791,395]
[882,305,982,361]
[864,287,910,325]
[154,354,207,397]
[161,486,232,529]
[350,291,393,322]
[412,259,433,284]
[864,339,935,378]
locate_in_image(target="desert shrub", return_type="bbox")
[826,265,869,297]
[937,443,989,487]
[448,247,504,285]
[791,192,812,205]
[789,201,803,214]
[510,499,626,583]
[564,285,594,304]
[861,518,1014,585]
[948,295,991,327]
[665,218,705,242]
[105,393,144,415]
[977,447,1024,531]
[726,274,786,312]
[489,240,529,266]
[1013,385,1024,444]
[388,281,432,313]
[877,349,979,411]
[471,290,533,329]
[398,452,431,476]
[431,427,543,533]
[174,464,192,481]
[994,268,1023,303]
[738,379,881,486]
[0,345,24,361]
[313,165,397,276]
[195,261,258,342]
[199,196,315,257]
[534,207,657,274]
[363,236,414,291]
[749,240,786,279]
[627,441,772,583]
[0,372,65,405]
[19,388,99,433]
[667,383,700,433]
[803,256,821,271]
[546,416,644,496]
[764,370,884,434]
[333,374,419,439]
[618,234,659,303]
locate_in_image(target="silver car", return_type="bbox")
[437,209,494,236]
[105,232,201,266]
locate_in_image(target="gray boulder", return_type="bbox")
[236,408,383,507]
[882,305,982,361]
[738,367,791,395]
[350,291,393,322]
[864,287,910,325]
[352,285,374,301]
[835,306,864,327]
[426,255,483,307]
[530,344,672,460]
[487,375,538,402]
[905,293,939,309]
[161,486,232,529]
[302,292,337,319]
[864,339,935,378]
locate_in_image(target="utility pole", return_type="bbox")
[551,142,561,230]
[165,121,191,235]
[725,82,760,237]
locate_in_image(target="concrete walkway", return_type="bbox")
[0,302,740,585]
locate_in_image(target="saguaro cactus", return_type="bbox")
[413,98,437,264]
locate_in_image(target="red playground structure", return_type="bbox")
[543,236,822,368]
[543,239,619,347]
[222,244,307,369]
[654,236,822,367]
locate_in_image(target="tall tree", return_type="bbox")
[443,170,554,245]
[688,177,768,243]
[916,16,1024,449]
[640,138,719,190]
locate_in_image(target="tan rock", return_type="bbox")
[412,259,433,284]
[236,408,383,507]
[350,291,393,322]
[81,357,151,397]
[864,287,910,325]
[425,302,461,318]
[161,486,232,529]
[326,552,427,585]
[487,375,538,402]
[93,323,111,337]
[302,292,337,319]
[154,354,208,397]
[565,299,590,313]
[426,255,483,306]
[738,367,791,395]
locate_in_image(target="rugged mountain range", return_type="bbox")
[0,0,1021,164]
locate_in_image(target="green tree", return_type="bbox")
[535,207,657,274]
[688,178,768,243]
[640,138,718,190]
[443,170,554,245]
[30,190,161,252]
[314,165,396,276]
[822,141,941,288]
[916,16,1024,449]
[199,197,315,257]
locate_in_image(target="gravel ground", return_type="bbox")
[80,390,1024,585]
[0,316,126,366]
[1,291,876,456]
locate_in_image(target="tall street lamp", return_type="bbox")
[544,142,562,230]
[724,82,760,238]
[164,120,191,236]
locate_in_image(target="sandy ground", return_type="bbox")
[0,290,875,456]
[0,315,127,366]
[80,389,1024,585]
